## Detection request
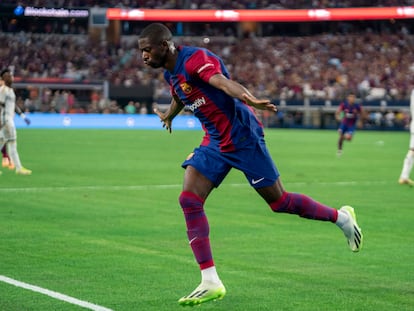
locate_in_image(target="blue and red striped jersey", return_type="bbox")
[338,101,362,127]
[164,46,264,152]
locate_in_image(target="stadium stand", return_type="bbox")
[0,1,412,129]
[2,1,414,9]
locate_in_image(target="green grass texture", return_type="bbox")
[0,128,413,311]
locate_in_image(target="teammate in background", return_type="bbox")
[398,89,414,186]
[0,68,32,175]
[335,92,364,156]
[138,23,363,307]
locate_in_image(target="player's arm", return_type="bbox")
[208,74,276,112]
[0,94,4,106]
[335,104,344,121]
[153,95,184,133]
[15,102,31,125]
[0,92,6,128]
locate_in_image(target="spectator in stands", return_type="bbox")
[2,31,414,106]
[2,0,413,9]
[124,100,136,114]
[1,3,414,128]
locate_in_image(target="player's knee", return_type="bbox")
[269,192,289,213]
[344,134,352,141]
[179,191,204,211]
[178,191,190,209]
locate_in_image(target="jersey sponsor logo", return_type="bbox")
[251,177,265,185]
[345,112,354,118]
[188,97,206,112]
[180,82,192,94]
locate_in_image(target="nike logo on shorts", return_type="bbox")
[251,177,265,185]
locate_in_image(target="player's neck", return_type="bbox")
[164,48,178,72]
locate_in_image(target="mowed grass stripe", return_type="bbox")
[0,180,394,193]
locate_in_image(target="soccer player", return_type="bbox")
[335,92,364,156]
[1,102,30,170]
[398,89,414,186]
[0,68,32,175]
[138,23,363,306]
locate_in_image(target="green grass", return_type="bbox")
[0,128,413,311]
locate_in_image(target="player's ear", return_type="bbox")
[163,39,176,51]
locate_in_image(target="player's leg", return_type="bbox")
[245,140,339,223]
[256,178,338,221]
[399,135,414,186]
[0,138,4,175]
[181,165,216,276]
[178,166,226,306]
[256,179,362,252]
[2,143,15,170]
[344,133,353,141]
[344,125,355,142]
[337,127,345,155]
[245,141,362,252]
[178,149,229,306]
[3,124,31,175]
[1,144,10,167]
[7,140,23,172]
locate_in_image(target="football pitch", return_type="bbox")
[0,128,413,311]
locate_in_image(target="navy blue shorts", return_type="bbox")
[339,123,356,136]
[182,137,280,188]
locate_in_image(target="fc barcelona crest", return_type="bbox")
[180,82,192,94]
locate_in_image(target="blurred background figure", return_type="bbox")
[335,92,364,156]
[398,89,414,186]
[0,68,32,175]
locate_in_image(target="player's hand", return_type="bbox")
[24,118,31,125]
[242,93,277,112]
[153,107,172,133]
[336,111,344,122]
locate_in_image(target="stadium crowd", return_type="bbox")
[5,0,414,9]
[1,0,413,129]
[2,29,414,102]
[1,28,410,130]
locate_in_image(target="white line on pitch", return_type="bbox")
[0,184,181,193]
[0,275,113,311]
[0,180,389,193]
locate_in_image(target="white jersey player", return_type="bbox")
[398,89,414,185]
[0,68,32,175]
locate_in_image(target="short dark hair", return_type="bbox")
[0,68,10,78]
[139,23,172,44]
